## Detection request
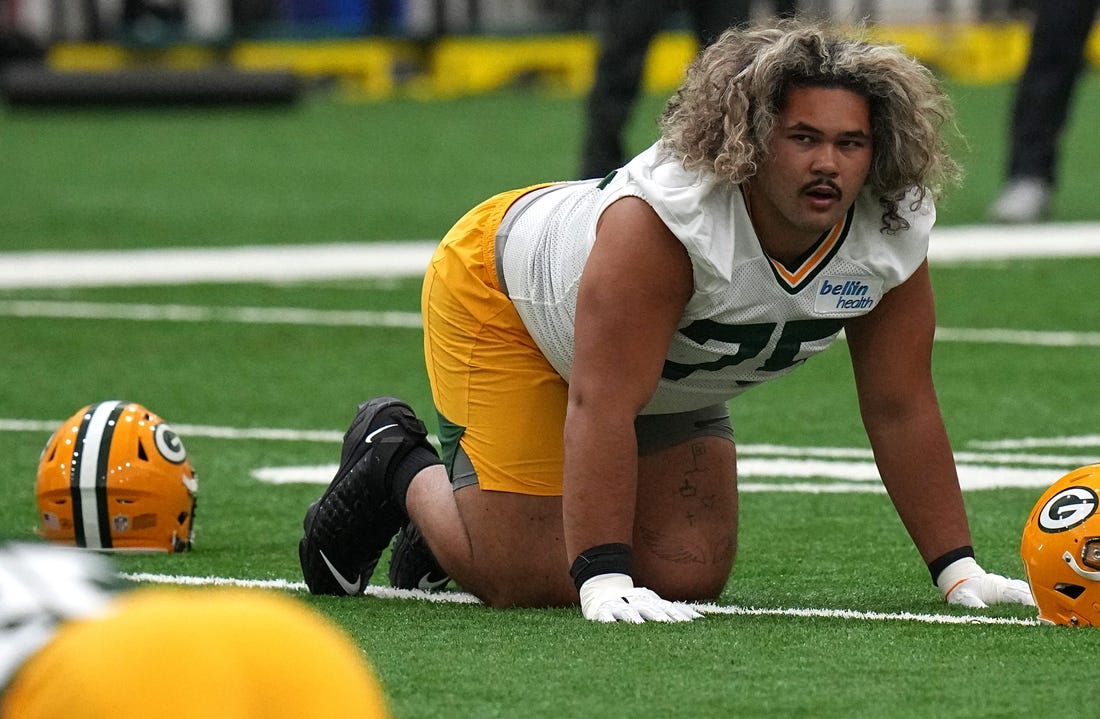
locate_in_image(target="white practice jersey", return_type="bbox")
[499,142,933,415]
[0,543,119,691]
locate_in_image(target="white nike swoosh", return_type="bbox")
[417,573,450,591]
[320,550,363,594]
[364,423,398,444]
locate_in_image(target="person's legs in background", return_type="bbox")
[580,0,671,179]
[989,0,1099,223]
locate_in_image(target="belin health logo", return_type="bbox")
[814,276,882,314]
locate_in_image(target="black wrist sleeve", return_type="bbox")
[569,543,633,591]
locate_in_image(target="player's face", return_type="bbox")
[744,85,873,262]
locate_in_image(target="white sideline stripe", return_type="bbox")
[119,572,482,603]
[119,571,1038,625]
[2,299,1099,350]
[122,572,310,591]
[0,418,347,443]
[934,326,1100,347]
[691,602,1039,626]
[970,435,1100,449]
[926,222,1100,262]
[253,458,1065,491]
[0,300,423,329]
[4,417,1093,464]
[746,443,1097,467]
[0,222,1098,288]
[0,242,435,288]
[0,416,1083,490]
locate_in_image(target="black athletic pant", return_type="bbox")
[1006,0,1099,183]
[579,0,753,179]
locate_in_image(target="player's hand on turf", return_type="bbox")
[936,557,1035,608]
[578,573,702,623]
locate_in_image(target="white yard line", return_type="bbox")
[970,435,1100,449]
[691,602,1039,626]
[1,299,1098,350]
[4,416,1086,492]
[933,327,1100,347]
[0,241,436,288]
[0,418,346,442]
[69,416,1070,492]
[119,570,1038,625]
[1,223,1098,289]
[253,458,1074,491]
[0,300,423,328]
[926,221,1100,262]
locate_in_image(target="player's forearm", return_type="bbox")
[561,404,639,564]
[865,409,973,563]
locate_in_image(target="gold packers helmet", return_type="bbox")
[1020,464,1100,626]
[36,401,198,552]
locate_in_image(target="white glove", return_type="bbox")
[936,557,1036,608]
[578,573,702,623]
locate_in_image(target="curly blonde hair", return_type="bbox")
[659,21,961,232]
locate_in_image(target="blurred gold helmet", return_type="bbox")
[1020,464,1100,626]
[36,401,198,552]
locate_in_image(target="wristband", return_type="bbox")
[569,543,632,591]
[927,545,974,584]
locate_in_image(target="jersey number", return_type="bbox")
[661,318,845,381]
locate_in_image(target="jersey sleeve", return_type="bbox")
[850,185,935,292]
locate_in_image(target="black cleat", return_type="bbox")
[389,521,450,592]
[299,397,434,596]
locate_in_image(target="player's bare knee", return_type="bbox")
[634,564,728,602]
[634,532,736,601]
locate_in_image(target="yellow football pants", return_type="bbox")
[422,184,569,496]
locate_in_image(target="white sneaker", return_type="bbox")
[988,177,1052,224]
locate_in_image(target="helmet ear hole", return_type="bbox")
[1054,583,1086,599]
[137,438,149,462]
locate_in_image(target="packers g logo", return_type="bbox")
[154,423,188,464]
[1038,486,1098,533]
